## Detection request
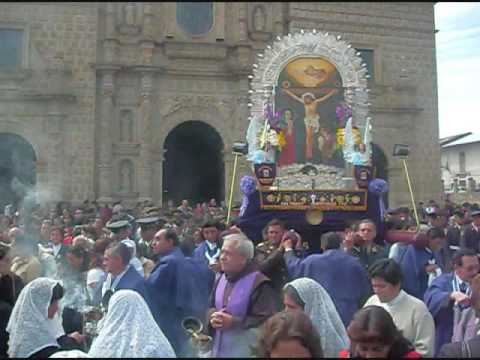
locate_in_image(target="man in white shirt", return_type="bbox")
[364,258,435,357]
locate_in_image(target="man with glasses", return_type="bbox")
[424,248,480,356]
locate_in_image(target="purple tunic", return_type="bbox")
[424,272,455,356]
[212,271,259,358]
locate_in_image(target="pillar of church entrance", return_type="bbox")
[97,70,116,203]
[46,103,66,202]
[152,151,165,205]
[137,71,154,203]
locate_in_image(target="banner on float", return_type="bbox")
[259,189,368,211]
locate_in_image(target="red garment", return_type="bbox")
[339,349,421,358]
[63,236,73,246]
[278,127,296,167]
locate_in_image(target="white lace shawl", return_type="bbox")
[6,277,65,358]
[49,350,90,358]
[88,290,176,358]
[285,277,350,357]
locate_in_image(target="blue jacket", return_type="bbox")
[146,247,211,356]
[116,264,148,300]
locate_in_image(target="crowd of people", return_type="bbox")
[1,197,480,358]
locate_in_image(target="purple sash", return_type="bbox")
[212,271,259,357]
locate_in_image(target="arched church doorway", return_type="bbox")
[163,121,224,206]
[0,133,37,211]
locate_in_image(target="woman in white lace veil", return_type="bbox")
[88,290,175,358]
[284,277,349,357]
[6,277,66,358]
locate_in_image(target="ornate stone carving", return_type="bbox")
[124,3,136,26]
[117,3,142,35]
[119,109,134,142]
[252,6,266,32]
[119,159,134,193]
[217,97,236,118]
[159,95,194,117]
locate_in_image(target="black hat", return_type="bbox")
[471,211,480,218]
[106,219,131,233]
[387,207,400,215]
[136,216,160,225]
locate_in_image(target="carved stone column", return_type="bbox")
[137,70,155,202]
[97,69,117,203]
[142,3,154,40]
[238,3,248,42]
[152,150,166,205]
[46,101,65,202]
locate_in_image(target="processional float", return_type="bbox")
[230,29,395,249]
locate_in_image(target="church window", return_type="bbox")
[176,2,214,36]
[0,29,23,69]
[355,48,375,83]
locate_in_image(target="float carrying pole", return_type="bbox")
[402,158,420,228]
[227,152,241,225]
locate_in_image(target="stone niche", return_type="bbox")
[248,3,273,41]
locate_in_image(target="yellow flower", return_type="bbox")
[277,131,287,150]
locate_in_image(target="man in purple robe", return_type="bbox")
[424,248,480,355]
[207,233,279,358]
[283,231,371,327]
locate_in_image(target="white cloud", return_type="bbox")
[434,3,480,23]
[435,3,480,137]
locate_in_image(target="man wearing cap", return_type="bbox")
[447,210,467,249]
[137,213,165,261]
[106,219,144,275]
[462,211,480,253]
[111,203,140,242]
[427,207,454,272]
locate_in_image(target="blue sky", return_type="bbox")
[435,2,480,138]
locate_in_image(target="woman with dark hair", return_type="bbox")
[6,278,85,358]
[255,309,324,358]
[340,305,421,358]
[283,277,349,357]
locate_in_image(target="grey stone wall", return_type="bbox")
[0,2,441,207]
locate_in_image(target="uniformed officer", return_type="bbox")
[137,214,166,261]
[106,219,144,275]
[255,219,305,300]
[462,210,480,253]
[349,219,387,271]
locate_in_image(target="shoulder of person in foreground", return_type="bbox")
[437,341,462,358]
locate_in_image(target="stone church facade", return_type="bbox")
[0,2,441,207]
